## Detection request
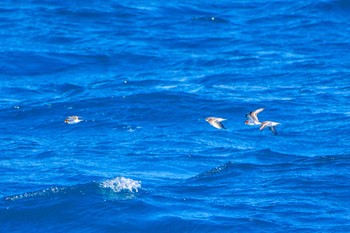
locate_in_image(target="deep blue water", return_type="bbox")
[1,0,350,232]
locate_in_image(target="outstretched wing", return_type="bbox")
[251,108,264,122]
[245,112,254,121]
[268,126,278,135]
[213,120,226,129]
[259,121,269,131]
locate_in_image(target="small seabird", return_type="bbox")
[205,117,226,129]
[64,116,82,124]
[245,108,264,125]
[259,121,280,135]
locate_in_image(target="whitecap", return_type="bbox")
[156,85,178,90]
[0,98,21,103]
[5,186,64,201]
[123,125,142,132]
[99,177,141,193]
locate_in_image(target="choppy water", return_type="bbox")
[1,0,350,232]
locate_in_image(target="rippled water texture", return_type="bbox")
[1,0,350,232]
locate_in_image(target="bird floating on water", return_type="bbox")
[64,116,82,124]
[205,117,226,129]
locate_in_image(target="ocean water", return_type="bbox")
[1,0,350,232]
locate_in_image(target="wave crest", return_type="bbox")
[100,177,141,193]
[5,186,65,201]
[3,177,141,202]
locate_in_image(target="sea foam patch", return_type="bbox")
[100,177,141,193]
[5,186,65,201]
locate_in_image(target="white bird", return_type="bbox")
[205,117,226,129]
[259,121,280,135]
[64,116,82,124]
[245,108,264,125]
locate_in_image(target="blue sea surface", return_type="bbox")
[1,0,350,232]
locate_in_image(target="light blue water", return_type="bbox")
[1,1,350,232]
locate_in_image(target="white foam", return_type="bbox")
[156,85,177,90]
[5,187,64,201]
[0,98,21,103]
[100,177,141,193]
[123,125,142,132]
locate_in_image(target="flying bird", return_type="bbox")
[244,108,281,135]
[259,121,280,135]
[64,116,82,124]
[205,117,226,129]
[245,108,264,125]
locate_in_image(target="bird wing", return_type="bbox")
[69,116,80,120]
[212,120,226,129]
[216,118,226,122]
[259,122,269,130]
[245,113,254,121]
[269,126,278,135]
[251,108,264,122]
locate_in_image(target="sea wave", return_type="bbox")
[187,151,350,183]
[1,0,350,232]
[3,176,141,202]
[4,186,65,202]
